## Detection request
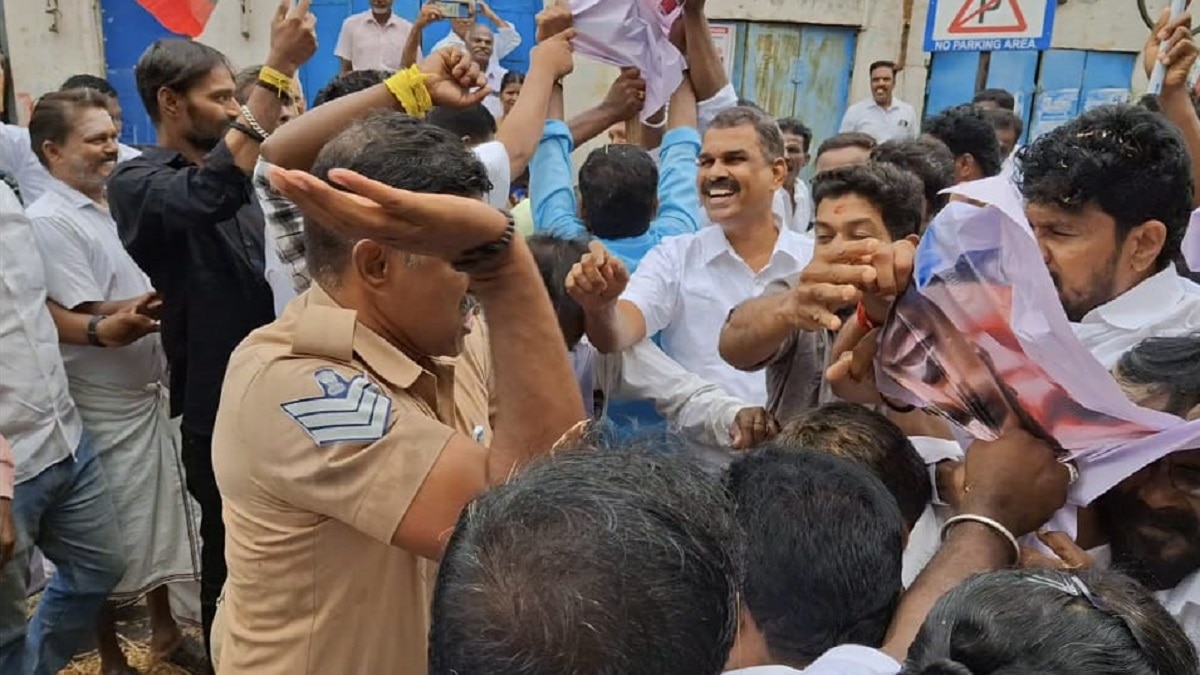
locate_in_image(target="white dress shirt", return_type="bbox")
[771,178,814,234]
[839,97,918,143]
[0,124,140,204]
[432,25,522,119]
[27,178,167,390]
[621,223,814,405]
[1072,267,1200,368]
[334,11,418,72]
[0,182,83,484]
[594,338,748,447]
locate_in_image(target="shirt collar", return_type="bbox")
[363,11,401,28]
[306,283,424,389]
[698,216,810,267]
[1080,267,1185,331]
[43,177,99,211]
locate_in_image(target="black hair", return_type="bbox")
[775,402,931,529]
[736,98,768,114]
[903,569,1199,675]
[427,104,497,146]
[29,88,114,168]
[313,69,389,107]
[1116,332,1200,418]
[430,444,741,675]
[709,105,786,161]
[816,131,876,158]
[526,235,590,349]
[60,74,118,99]
[578,144,658,239]
[986,108,1024,140]
[972,88,1016,111]
[1137,93,1163,113]
[869,60,898,76]
[923,104,1003,177]
[134,39,231,123]
[726,448,904,668]
[777,117,813,154]
[304,112,491,286]
[811,162,925,241]
[1018,104,1193,271]
[871,137,957,219]
[499,70,526,91]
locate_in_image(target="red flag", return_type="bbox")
[136,0,218,38]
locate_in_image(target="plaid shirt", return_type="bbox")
[253,158,310,293]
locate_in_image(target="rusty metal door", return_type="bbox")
[730,22,857,157]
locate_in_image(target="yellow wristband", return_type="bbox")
[384,66,433,118]
[258,65,293,95]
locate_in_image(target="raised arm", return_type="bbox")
[267,165,584,561]
[680,0,727,104]
[479,0,522,58]
[400,3,442,68]
[494,6,574,176]
[566,68,646,148]
[261,48,487,171]
[1146,10,1200,208]
[650,76,702,237]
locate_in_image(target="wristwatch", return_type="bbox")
[87,314,107,347]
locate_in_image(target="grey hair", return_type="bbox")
[708,105,787,162]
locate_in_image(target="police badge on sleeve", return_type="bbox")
[281,369,393,446]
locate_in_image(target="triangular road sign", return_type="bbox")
[948,0,1028,34]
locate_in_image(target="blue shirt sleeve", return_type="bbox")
[649,126,702,240]
[530,120,588,240]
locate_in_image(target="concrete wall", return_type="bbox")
[1,0,1158,125]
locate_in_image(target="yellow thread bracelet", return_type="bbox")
[258,65,293,97]
[385,66,433,118]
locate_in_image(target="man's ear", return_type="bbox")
[350,239,391,288]
[1126,219,1167,276]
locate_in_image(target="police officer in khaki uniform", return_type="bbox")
[210,109,584,673]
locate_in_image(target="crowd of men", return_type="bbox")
[3,0,1200,674]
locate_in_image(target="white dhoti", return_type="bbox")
[69,379,202,620]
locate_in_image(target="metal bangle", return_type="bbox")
[87,314,107,347]
[229,121,266,144]
[940,513,1021,564]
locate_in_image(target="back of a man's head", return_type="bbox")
[60,74,118,99]
[313,69,389,107]
[578,144,658,240]
[775,402,931,529]
[871,137,957,220]
[527,235,590,349]
[304,111,491,285]
[427,103,497,146]
[973,88,1016,112]
[725,447,904,668]
[922,104,1003,178]
[429,445,741,675]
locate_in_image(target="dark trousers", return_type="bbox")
[181,430,224,674]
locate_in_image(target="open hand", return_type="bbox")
[267,166,511,262]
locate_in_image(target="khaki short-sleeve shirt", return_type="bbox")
[211,284,492,674]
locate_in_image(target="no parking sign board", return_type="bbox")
[925,0,1058,52]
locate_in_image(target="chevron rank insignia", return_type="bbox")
[280,369,392,446]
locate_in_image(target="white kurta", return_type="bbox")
[27,178,200,603]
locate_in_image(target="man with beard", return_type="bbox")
[335,0,417,73]
[1096,333,1200,646]
[106,0,316,661]
[839,61,917,144]
[566,106,814,407]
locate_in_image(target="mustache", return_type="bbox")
[1100,491,1200,590]
[702,178,740,193]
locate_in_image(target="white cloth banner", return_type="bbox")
[569,0,686,122]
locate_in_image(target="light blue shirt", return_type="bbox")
[530,119,702,273]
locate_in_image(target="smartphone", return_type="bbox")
[433,0,475,19]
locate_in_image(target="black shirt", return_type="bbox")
[109,141,274,436]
